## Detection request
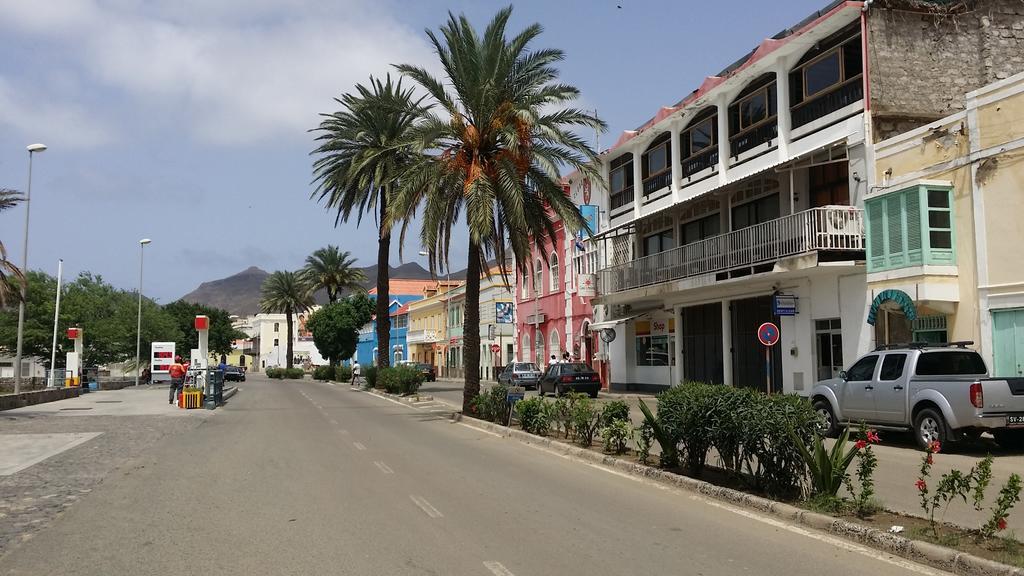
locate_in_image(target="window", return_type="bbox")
[273,338,279,347]
[804,50,842,98]
[815,319,844,381]
[534,330,544,366]
[534,259,544,295]
[549,253,559,292]
[916,351,987,376]
[809,162,850,207]
[879,354,907,381]
[731,194,780,230]
[609,153,635,210]
[520,276,528,299]
[642,135,670,178]
[846,355,877,381]
[522,333,531,362]
[394,315,408,329]
[643,229,674,256]
[738,87,776,131]
[634,319,676,367]
[866,185,955,272]
[274,323,280,333]
[549,329,561,360]
[610,158,634,194]
[689,118,715,153]
[680,214,721,246]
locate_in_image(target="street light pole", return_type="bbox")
[48,259,63,388]
[14,143,47,394]
[135,239,152,386]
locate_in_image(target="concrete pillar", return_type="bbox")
[670,125,682,202]
[721,300,733,386]
[65,327,83,387]
[674,305,684,383]
[775,59,792,159]
[716,97,731,185]
[632,149,643,219]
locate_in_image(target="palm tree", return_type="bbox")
[311,75,424,369]
[301,245,367,304]
[259,271,314,370]
[0,189,25,308]
[393,8,604,411]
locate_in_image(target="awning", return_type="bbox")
[588,311,648,331]
[867,289,918,326]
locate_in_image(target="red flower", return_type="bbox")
[998,518,1008,531]
[867,431,881,444]
[855,440,868,449]
[916,479,927,492]
[929,441,941,454]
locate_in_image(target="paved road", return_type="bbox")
[421,379,1024,533]
[1,375,951,575]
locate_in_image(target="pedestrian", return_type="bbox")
[549,354,558,369]
[352,360,361,387]
[168,356,186,405]
[562,351,570,363]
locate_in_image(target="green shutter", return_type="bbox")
[866,199,886,271]
[866,184,957,273]
[905,188,924,266]
[886,194,905,267]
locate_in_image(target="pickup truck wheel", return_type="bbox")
[813,400,839,438]
[914,408,948,451]
[994,430,1024,451]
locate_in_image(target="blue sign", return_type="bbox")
[495,302,514,324]
[579,204,599,235]
[506,385,525,404]
[772,294,798,316]
[758,322,781,347]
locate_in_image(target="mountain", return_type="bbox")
[179,262,440,316]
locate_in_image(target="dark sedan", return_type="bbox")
[413,362,436,382]
[223,366,246,382]
[538,363,601,398]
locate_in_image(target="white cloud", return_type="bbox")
[0,0,435,146]
[0,77,113,149]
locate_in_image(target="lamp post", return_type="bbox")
[14,143,47,394]
[135,239,151,386]
[48,259,63,388]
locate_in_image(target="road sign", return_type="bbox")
[490,344,500,353]
[506,385,525,404]
[757,322,780,347]
[772,294,798,316]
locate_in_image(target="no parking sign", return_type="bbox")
[757,322,780,394]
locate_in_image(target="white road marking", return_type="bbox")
[353,442,366,451]
[455,421,504,438]
[483,561,516,576]
[409,494,443,518]
[374,461,394,474]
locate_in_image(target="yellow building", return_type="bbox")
[870,70,1024,375]
[406,281,461,372]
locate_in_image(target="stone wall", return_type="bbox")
[868,0,1024,140]
[0,388,81,411]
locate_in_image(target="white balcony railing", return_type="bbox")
[598,206,864,295]
[406,329,439,344]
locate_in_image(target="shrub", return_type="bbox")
[265,367,284,379]
[571,396,601,448]
[313,366,333,381]
[601,419,633,454]
[792,426,858,498]
[470,384,510,425]
[657,383,716,475]
[636,422,654,465]
[374,365,424,395]
[515,397,551,436]
[638,398,678,468]
[335,365,352,383]
[600,400,630,428]
[552,392,586,439]
[283,368,305,379]
[365,366,378,389]
[846,424,882,517]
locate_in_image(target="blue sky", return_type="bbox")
[0,0,827,303]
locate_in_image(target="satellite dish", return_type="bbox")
[600,328,616,343]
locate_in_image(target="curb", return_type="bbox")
[222,387,239,402]
[366,389,436,405]
[453,413,1024,576]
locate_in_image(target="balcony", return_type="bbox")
[791,77,863,129]
[598,206,864,294]
[406,329,439,344]
[682,147,718,178]
[610,185,634,211]
[642,170,672,197]
[730,120,777,157]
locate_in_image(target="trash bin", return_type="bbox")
[205,369,224,409]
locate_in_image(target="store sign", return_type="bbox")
[495,302,514,324]
[651,319,668,335]
[772,294,798,316]
[578,274,596,297]
[579,204,600,235]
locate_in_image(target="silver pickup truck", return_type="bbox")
[809,343,1024,450]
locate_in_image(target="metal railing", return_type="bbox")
[791,78,863,129]
[598,206,864,294]
[406,329,439,344]
[642,171,672,196]
[610,185,635,210]
[730,120,778,156]
[682,147,719,178]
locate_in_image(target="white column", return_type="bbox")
[674,305,684,383]
[670,125,682,202]
[632,149,643,219]
[716,97,731,185]
[775,59,792,160]
[721,300,733,386]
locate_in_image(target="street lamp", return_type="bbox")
[134,238,151,386]
[14,143,47,394]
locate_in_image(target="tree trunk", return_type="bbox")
[285,306,294,370]
[462,240,482,413]
[375,196,391,368]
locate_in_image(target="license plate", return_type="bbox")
[1008,415,1024,427]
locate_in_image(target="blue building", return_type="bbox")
[353,280,435,367]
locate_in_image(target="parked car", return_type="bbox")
[498,362,543,389]
[223,366,246,382]
[414,362,436,382]
[538,362,601,398]
[809,342,1024,450]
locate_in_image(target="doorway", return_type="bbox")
[681,302,723,384]
[993,309,1024,377]
[815,318,843,381]
[730,296,782,392]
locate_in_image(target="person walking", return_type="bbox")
[351,360,361,387]
[168,356,186,405]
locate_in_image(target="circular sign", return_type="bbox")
[490,344,500,353]
[600,328,616,343]
[757,322,780,347]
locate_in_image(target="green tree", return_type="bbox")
[163,300,246,359]
[311,75,423,368]
[306,293,375,367]
[0,189,25,307]
[301,245,367,304]
[259,271,313,369]
[393,8,603,411]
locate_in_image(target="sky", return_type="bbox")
[0,0,829,303]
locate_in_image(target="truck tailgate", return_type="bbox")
[982,378,1024,416]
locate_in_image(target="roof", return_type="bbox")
[368,279,438,296]
[605,0,857,155]
[390,303,410,317]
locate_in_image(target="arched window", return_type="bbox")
[394,349,403,363]
[534,329,544,366]
[520,275,528,299]
[549,253,559,292]
[522,333,531,362]
[549,329,560,361]
[534,259,544,295]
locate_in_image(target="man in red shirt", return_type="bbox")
[168,356,186,405]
